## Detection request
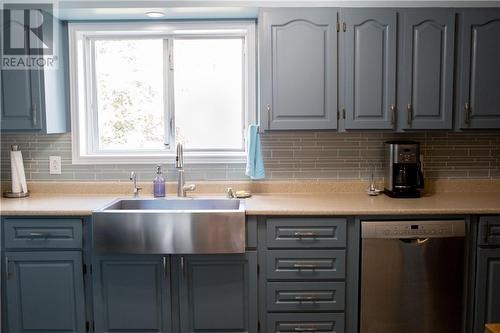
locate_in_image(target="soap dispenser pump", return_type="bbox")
[153,165,166,198]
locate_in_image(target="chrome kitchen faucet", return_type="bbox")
[175,143,196,197]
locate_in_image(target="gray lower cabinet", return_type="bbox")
[458,9,500,129]
[177,253,258,333]
[474,248,500,333]
[259,8,338,130]
[259,217,347,333]
[5,251,86,333]
[398,9,455,130]
[474,216,500,333]
[93,256,172,333]
[340,9,397,130]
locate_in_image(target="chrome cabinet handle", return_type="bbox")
[266,104,271,129]
[390,104,396,126]
[29,232,49,238]
[181,256,185,276]
[294,327,319,332]
[293,263,318,269]
[29,232,46,236]
[32,103,37,127]
[464,102,471,124]
[294,232,317,238]
[163,257,167,276]
[6,256,11,279]
[406,103,413,126]
[294,295,319,302]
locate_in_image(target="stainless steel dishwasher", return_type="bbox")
[360,220,466,333]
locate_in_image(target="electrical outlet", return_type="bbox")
[49,156,62,175]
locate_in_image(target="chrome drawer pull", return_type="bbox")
[294,232,317,238]
[294,296,318,302]
[293,263,318,270]
[29,232,49,238]
[294,327,318,332]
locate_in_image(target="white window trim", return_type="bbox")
[68,21,256,164]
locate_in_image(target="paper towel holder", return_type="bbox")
[3,145,30,198]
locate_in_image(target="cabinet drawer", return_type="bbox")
[479,216,500,246]
[267,282,345,312]
[267,313,344,333]
[266,250,345,280]
[266,218,346,249]
[4,218,82,249]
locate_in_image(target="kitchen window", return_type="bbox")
[68,22,256,164]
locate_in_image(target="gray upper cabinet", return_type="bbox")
[93,256,172,333]
[1,6,68,133]
[1,69,43,131]
[340,9,397,130]
[259,8,338,130]
[178,253,258,333]
[458,9,500,129]
[5,251,86,333]
[399,10,455,130]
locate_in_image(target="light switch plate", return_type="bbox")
[49,156,62,175]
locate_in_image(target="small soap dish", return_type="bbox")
[235,190,252,199]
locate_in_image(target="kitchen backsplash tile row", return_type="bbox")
[1,131,499,181]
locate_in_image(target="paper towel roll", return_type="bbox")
[10,146,28,194]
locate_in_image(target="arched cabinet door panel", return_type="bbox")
[259,8,338,130]
[399,9,455,130]
[459,9,500,129]
[340,9,397,130]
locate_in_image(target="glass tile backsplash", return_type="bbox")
[1,131,499,181]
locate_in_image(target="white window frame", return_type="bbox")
[68,21,256,164]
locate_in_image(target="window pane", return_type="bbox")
[94,39,165,150]
[173,38,244,150]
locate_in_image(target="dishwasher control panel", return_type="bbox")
[361,220,466,239]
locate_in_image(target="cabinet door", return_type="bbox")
[1,8,43,131]
[178,253,257,333]
[5,251,86,333]
[260,8,338,130]
[341,9,397,130]
[459,9,500,129]
[93,256,171,333]
[399,9,455,130]
[474,248,500,333]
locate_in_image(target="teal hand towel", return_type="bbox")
[245,124,265,180]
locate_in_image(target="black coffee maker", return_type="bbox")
[384,141,424,198]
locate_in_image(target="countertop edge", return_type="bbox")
[3,208,500,217]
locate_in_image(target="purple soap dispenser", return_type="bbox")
[153,165,166,198]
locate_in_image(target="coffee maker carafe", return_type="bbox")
[384,141,424,198]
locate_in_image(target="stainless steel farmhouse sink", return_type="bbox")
[92,198,245,254]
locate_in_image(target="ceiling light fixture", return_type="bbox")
[146,11,166,18]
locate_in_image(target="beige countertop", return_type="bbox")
[244,192,500,215]
[1,191,499,216]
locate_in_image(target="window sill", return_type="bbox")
[71,152,247,165]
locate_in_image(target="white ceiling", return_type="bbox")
[3,0,500,20]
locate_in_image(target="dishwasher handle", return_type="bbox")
[361,220,466,239]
